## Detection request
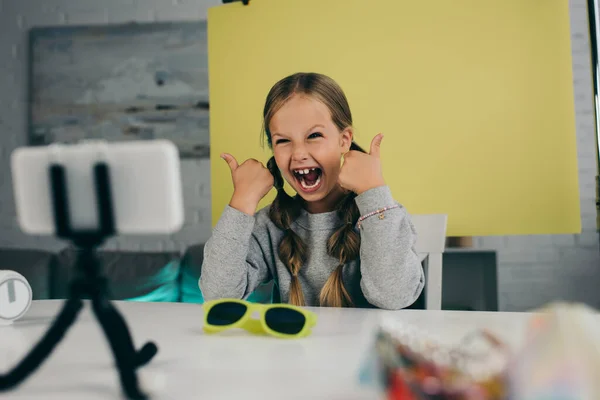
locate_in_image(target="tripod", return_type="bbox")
[0,162,158,400]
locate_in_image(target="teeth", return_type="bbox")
[299,176,321,190]
[294,168,317,175]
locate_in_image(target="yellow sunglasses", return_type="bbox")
[202,298,317,339]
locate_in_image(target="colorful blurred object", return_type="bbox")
[507,302,600,400]
[361,302,600,399]
[364,318,509,400]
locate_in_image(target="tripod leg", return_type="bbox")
[91,294,157,400]
[0,296,83,390]
[91,295,157,366]
[135,342,158,368]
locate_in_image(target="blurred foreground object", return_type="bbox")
[507,302,600,400]
[364,318,509,399]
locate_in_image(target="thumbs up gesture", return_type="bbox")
[338,133,386,195]
[222,153,274,215]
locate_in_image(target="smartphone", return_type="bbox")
[11,139,184,236]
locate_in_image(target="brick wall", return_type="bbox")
[0,0,598,311]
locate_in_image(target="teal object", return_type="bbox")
[179,254,273,304]
[247,282,274,303]
[124,260,181,303]
[118,256,275,304]
[126,284,179,303]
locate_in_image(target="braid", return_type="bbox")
[266,157,308,306]
[319,142,364,307]
[319,193,360,307]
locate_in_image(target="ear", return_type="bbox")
[340,127,353,153]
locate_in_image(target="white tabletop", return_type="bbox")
[0,300,534,400]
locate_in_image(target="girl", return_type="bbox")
[199,72,424,310]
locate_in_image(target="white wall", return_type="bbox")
[0,0,598,311]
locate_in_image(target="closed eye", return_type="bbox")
[275,138,289,145]
[308,132,323,139]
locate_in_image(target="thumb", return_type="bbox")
[221,153,239,172]
[369,133,384,157]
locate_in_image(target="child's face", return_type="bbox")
[269,94,352,205]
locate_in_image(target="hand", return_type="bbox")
[222,153,274,215]
[338,133,386,195]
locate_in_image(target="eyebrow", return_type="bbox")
[305,124,325,134]
[272,124,325,138]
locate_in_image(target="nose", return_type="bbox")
[291,143,309,162]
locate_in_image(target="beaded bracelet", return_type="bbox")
[356,204,400,228]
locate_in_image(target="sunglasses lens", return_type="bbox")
[207,302,247,326]
[264,308,306,335]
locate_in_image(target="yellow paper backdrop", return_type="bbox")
[207,0,580,236]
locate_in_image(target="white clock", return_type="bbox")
[0,270,32,325]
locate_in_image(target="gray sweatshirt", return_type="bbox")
[199,185,424,310]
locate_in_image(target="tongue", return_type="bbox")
[303,170,319,184]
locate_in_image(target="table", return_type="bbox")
[0,300,534,399]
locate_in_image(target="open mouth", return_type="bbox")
[292,167,323,193]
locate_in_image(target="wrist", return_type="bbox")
[355,178,386,195]
[230,192,260,215]
[354,185,395,216]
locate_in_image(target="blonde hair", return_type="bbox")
[262,72,365,307]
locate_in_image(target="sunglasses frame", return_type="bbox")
[202,298,318,339]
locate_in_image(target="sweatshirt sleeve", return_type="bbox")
[199,205,272,301]
[355,185,425,310]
